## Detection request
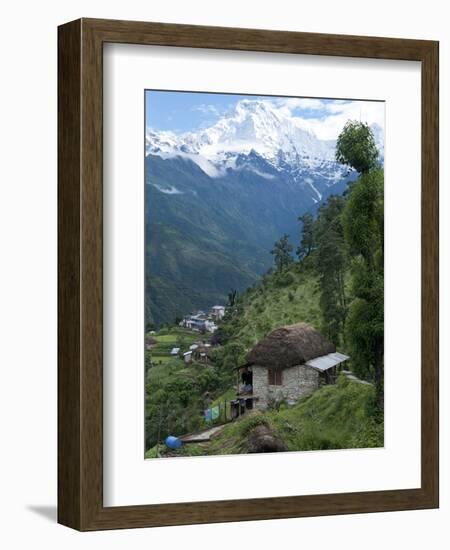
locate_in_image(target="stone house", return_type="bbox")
[236,323,349,412]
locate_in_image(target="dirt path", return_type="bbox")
[180,424,226,443]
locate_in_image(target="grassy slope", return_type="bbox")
[146,375,383,458]
[222,261,322,350]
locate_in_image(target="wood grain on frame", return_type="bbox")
[58,18,439,531]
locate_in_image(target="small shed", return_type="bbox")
[170,347,180,356]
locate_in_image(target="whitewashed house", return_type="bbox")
[211,305,225,320]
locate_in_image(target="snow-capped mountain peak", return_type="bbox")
[146,99,337,176]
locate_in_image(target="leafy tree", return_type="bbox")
[314,196,348,344]
[343,169,384,266]
[271,234,293,271]
[209,330,222,346]
[224,342,246,368]
[297,213,315,260]
[342,168,384,404]
[336,120,379,174]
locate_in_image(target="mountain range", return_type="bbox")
[145,99,381,326]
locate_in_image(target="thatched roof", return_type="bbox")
[246,323,335,369]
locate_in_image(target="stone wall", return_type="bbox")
[252,364,319,410]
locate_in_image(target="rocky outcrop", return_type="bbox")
[245,424,288,453]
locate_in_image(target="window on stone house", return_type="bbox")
[268,368,282,385]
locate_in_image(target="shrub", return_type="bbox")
[350,419,384,448]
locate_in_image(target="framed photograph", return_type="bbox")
[58,18,439,530]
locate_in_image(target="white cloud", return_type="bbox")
[273,97,385,140]
[275,97,326,111]
[192,104,221,116]
[153,184,184,195]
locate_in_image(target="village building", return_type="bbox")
[234,323,349,412]
[182,313,208,332]
[211,305,225,320]
[170,347,180,356]
[192,344,214,364]
[145,335,157,351]
[181,305,225,333]
[183,350,193,364]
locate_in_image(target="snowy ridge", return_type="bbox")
[146,98,382,184]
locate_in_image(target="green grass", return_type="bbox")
[154,376,383,458]
[269,375,383,451]
[154,334,178,343]
[211,387,236,406]
[151,355,180,365]
[147,327,201,364]
[221,262,322,350]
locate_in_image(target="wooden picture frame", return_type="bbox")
[58,18,439,531]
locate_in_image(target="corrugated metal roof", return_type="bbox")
[305,352,350,372]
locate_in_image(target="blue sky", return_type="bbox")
[145,90,384,140]
[146,91,266,133]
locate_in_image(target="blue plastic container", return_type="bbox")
[165,435,182,450]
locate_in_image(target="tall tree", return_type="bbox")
[227,289,238,307]
[336,120,384,406]
[343,169,384,398]
[297,213,315,260]
[336,120,379,174]
[270,234,293,272]
[314,196,348,344]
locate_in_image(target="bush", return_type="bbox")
[274,271,295,288]
[350,419,384,448]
